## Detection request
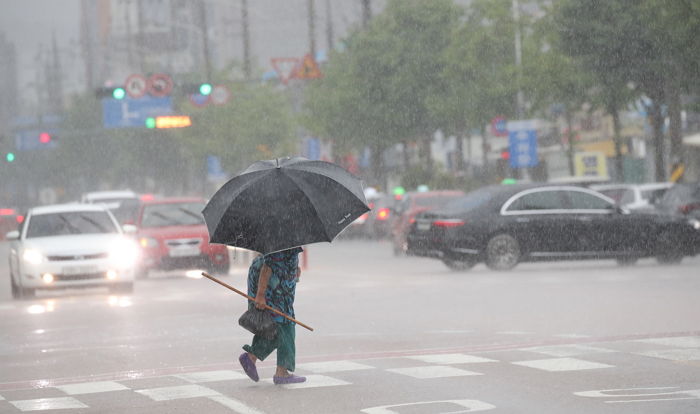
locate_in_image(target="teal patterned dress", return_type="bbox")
[247,247,303,324]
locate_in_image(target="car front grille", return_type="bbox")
[165,238,201,247]
[54,272,107,281]
[48,253,109,261]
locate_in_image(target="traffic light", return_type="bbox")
[39,132,52,144]
[95,86,126,99]
[183,83,212,96]
[6,152,15,162]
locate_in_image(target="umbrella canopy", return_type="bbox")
[203,157,370,254]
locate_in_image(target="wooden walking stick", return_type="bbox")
[200,272,314,332]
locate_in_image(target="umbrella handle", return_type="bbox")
[200,272,314,332]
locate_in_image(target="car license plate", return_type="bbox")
[417,221,431,231]
[169,246,200,257]
[62,265,99,275]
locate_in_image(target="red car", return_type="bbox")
[131,198,229,277]
[391,190,465,255]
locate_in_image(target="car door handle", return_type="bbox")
[515,217,530,223]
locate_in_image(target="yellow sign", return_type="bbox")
[294,54,323,80]
[156,116,192,129]
[574,152,608,177]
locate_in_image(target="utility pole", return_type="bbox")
[80,0,95,90]
[361,0,371,27]
[48,32,64,113]
[307,0,316,57]
[512,0,524,119]
[241,0,251,79]
[199,0,213,80]
[325,0,334,52]
[124,0,134,70]
[136,0,145,72]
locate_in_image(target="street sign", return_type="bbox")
[210,85,231,105]
[148,73,174,97]
[125,74,148,98]
[507,119,539,168]
[207,155,226,181]
[294,54,323,80]
[574,152,608,177]
[15,129,59,150]
[491,116,508,137]
[271,57,300,84]
[103,96,173,128]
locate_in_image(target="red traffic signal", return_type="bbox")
[39,132,52,144]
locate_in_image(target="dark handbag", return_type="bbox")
[238,307,277,340]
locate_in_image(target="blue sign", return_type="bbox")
[15,129,59,151]
[507,120,539,168]
[103,97,173,128]
[305,138,321,160]
[206,155,226,181]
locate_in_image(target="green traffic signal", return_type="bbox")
[112,87,126,100]
[145,117,156,129]
[199,83,212,96]
[6,152,15,162]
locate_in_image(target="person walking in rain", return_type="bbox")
[238,247,306,384]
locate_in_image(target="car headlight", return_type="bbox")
[110,239,140,267]
[139,237,159,248]
[689,219,700,230]
[23,249,44,265]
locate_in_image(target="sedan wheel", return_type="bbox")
[486,234,520,271]
[442,258,476,271]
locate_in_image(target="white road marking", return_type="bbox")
[496,331,532,335]
[361,399,496,413]
[10,397,88,411]
[575,387,700,404]
[512,358,614,372]
[387,365,482,379]
[264,374,350,389]
[56,380,128,395]
[0,394,4,400]
[635,349,700,361]
[553,333,591,339]
[208,395,267,414]
[175,370,248,383]
[297,360,375,373]
[136,384,220,401]
[406,353,497,364]
[520,344,616,357]
[635,336,700,348]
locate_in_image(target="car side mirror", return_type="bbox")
[5,230,19,240]
[122,224,138,234]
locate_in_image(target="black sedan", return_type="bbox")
[407,184,700,271]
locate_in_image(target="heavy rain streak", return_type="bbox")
[1,1,699,413]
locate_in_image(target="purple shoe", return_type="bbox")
[238,352,259,382]
[273,374,307,385]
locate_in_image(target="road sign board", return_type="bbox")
[507,120,539,168]
[103,96,173,128]
[15,129,59,150]
[210,85,231,105]
[148,73,174,97]
[574,152,608,177]
[491,116,508,137]
[125,74,148,98]
[271,57,300,84]
[294,54,323,80]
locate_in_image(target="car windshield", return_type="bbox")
[26,211,118,238]
[141,202,205,227]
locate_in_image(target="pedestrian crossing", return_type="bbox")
[1,335,699,412]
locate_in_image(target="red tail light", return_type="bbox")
[140,194,155,201]
[409,217,416,224]
[16,215,24,224]
[679,203,700,214]
[376,208,390,220]
[433,219,465,228]
[0,209,15,215]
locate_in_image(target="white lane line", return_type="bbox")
[361,399,496,413]
[387,366,482,379]
[10,397,88,411]
[635,349,700,361]
[136,384,220,401]
[208,395,267,414]
[520,344,616,357]
[56,380,129,395]
[297,360,375,373]
[175,370,248,383]
[553,333,591,339]
[406,353,497,364]
[263,375,350,389]
[496,331,533,335]
[512,358,614,372]
[635,336,700,348]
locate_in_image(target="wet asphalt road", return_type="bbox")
[0,239,699,413]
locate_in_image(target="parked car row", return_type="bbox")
[406,183,700,271]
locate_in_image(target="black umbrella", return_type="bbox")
[203,156,370,254]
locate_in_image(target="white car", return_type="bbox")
[6,203,139,299]
[81,190,139,207]
[591,182,673,210]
